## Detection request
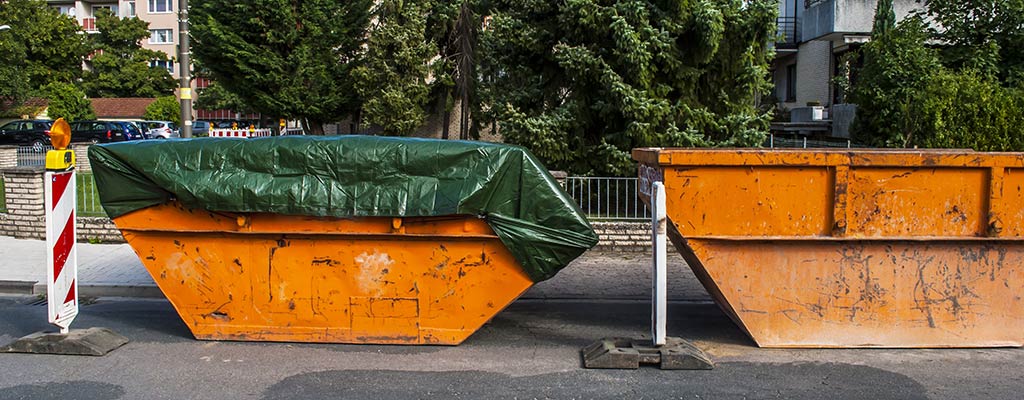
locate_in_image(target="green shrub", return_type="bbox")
[851,16,1024,151]
[918,71,1024,151]
[144,95,181,124]
[45,82,95,122]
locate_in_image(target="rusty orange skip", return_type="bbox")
[114,202,533,345]
[633,148,1024,348]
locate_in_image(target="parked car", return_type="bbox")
[138,120,179,139]
[69,120,134,143]
[115,121,147,141]
[0,119,53,151]
[192,120,211,137]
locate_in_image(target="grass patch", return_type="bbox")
[0,176,6,213]
[76,173,106,217]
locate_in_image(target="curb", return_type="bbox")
[0,280,37,295]
[31,282,164,299]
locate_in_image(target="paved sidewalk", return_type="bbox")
[0,236,156,297]
[0,235,712,301]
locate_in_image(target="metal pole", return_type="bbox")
[178,0,193,137]
[652,182,667,346]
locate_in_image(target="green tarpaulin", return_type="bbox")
[88,136,599,282]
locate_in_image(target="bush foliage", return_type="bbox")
[851,1,1024,151]
[144,96,182,124]
[45,82,95,122]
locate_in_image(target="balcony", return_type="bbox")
[802,0,921,42]
[81,17,97,32]
[776,17,800,48]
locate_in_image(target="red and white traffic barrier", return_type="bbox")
[2,119,127,355]
[45,169,78,333]
[209,129,274,138]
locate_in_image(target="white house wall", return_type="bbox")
[795,41,832,107]
[805,0,924,41]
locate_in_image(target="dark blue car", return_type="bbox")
[114,121,146,140]
[69,120,143,143]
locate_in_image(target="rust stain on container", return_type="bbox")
[634,148,1024,348]
[113,202,533,345]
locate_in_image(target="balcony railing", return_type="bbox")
[776,17,800,45]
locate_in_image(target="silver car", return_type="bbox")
[139,121,180,139]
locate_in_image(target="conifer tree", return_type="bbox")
[354,0,436,136]
[191,0,372,134]
[477,0,777,175]
[871,0,896,37]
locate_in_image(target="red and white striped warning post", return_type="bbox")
[44,118,78,333]
[0,117,129,355]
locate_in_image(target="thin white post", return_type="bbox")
[651,182,667,346]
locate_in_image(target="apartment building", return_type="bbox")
[46,1,259,122]
[772,0,922,113]
[48,0,180,78]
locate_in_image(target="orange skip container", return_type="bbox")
[114,202,533,345]
[633,148,1024,348]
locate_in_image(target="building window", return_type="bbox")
[150,60,174,72]
[785,64,797,102]
[127,2,136,17]
[93,4,119,17]
[150,29,173,44]
[149,0,172,13]
[57,6,76,17]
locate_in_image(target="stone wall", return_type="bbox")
[71,144,92,172]
[0,146,18,169]
[0,166,124,242]
[591,221,650,252]
[78,217,124,243]
[1,167,46,240]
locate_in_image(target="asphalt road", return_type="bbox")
[0,296,1021,399]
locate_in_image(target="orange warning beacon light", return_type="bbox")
[45,118,75,171]
[49,118,71,150]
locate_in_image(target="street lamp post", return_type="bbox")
[178,0,192,138]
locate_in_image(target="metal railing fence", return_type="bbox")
[563,177,650,221]
[76,173,106,217]
[16,145,54,167]
[776,17,800,45]
[12,146,105,216]
[766,135,868,148]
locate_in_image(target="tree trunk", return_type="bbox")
[439,94,450,140]
[459,95,470,140]
[302,118,326,135]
